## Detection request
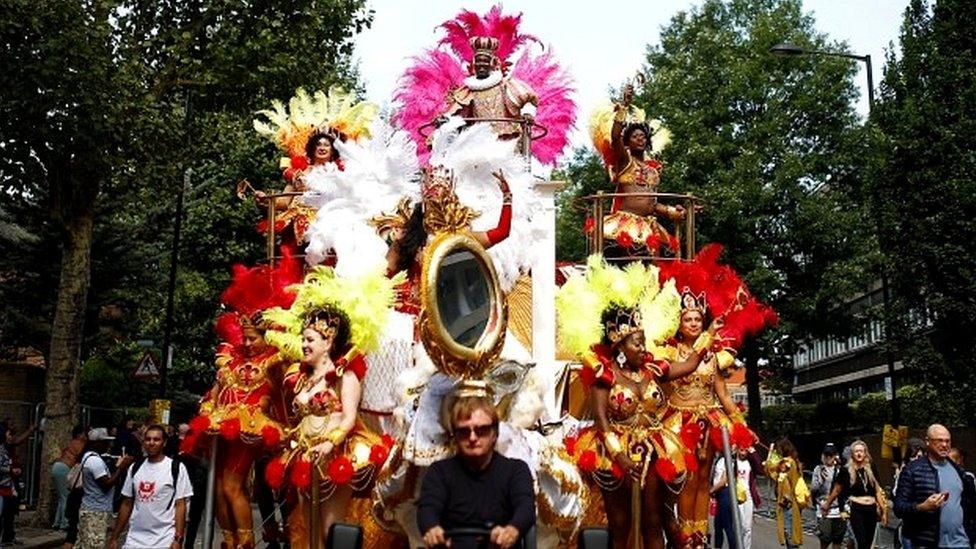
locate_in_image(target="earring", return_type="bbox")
[616,351,627,366]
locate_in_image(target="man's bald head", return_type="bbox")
[926,423,952,460]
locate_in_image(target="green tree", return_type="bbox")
[555,0,876,426]
[0,0,371,524]
[869,0,976,423]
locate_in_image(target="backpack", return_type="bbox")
[67,452,95,493]
[129,456,182,510]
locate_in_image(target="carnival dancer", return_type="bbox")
[180,249,301,549]
[250,87,377,250]
[590,83,682,258]
[558,256,708,549]
[395,5,575,165]
[655,245,777,548]
[261,266,400,547]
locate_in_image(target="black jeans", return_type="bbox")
[849,501,878,549]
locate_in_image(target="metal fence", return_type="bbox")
[0,400,142,509]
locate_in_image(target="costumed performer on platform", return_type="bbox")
[655,245,777,548]
[182,250,303,549]
[260,266,400,547]
[590,83,682,258]
[394,5,575,166]
[558,256,707,549]
[250,87,377,249]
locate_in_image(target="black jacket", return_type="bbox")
[893,456,976,547]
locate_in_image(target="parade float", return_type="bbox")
[184,5,777,549]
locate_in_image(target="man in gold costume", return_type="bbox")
[445,36,538,142]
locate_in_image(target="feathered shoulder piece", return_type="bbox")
[253,86,378,159]
[262,266,406,362]
[656,244,778,350]
[214,248,303,346]
[588,100,671,169]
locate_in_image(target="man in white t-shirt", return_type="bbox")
[109,425,192,549]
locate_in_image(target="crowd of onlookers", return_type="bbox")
[24,417,976,549]
[707,423,976,549]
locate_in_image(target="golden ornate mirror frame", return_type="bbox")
[419,231,507,378]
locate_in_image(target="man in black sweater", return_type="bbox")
[417,395,535,549]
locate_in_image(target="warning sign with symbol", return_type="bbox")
[133,350,160,378]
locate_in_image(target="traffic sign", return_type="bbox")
[133,350,160,378]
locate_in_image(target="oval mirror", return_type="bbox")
[435,249,491,347]
[420,233,506,378]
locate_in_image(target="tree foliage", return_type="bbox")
[555,0,877,421]
[0,0,372,523]
[869,0,976,422]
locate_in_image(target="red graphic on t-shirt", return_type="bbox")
[137,480,156,503]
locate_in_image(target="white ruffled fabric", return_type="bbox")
[302,119,420,277]
[428,118,546,292]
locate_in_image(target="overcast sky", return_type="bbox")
[352,0,905,155]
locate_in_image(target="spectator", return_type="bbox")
[52,426,87,530]
[109,425,192,549]
[894,438,927,549]
[417,395,535,549]
[821,440,887,549]
[112,416,142,459]
[711,444,763,548]
[812,443,845,549]
[0,425,19,546]
[764,437,809,549]
[76,428,133,549]
[0,423,32,545]
[894,424,975,548]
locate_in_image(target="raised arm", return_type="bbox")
[472,170,513,249]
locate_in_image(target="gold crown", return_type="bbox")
[422,165,455,198]
[680,287,707,314]
[304,309,342,339]
[239,312,267,331]
[605,307,643,345]
[470,36,499,56]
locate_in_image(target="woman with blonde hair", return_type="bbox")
[820,440,887,549]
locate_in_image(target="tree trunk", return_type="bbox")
[32,211,93,527]
[743,338,763,430]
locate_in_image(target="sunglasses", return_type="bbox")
[453,424,497,439]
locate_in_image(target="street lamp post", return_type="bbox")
[771,43,900,425]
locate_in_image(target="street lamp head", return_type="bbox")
[770,43,807,56]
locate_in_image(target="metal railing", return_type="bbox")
[575,191,702,261]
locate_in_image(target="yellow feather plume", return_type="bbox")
[253,86,378,158]
[641,278,681,345]
[588,100,670,167]
[263,266,403,362]
[556,255,677,355]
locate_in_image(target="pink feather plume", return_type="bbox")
[511,50,576,165]
[392,49,466,163]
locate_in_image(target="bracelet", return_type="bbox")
[604,432,624,458]
[693,332,714,354]
[325,428,346,446]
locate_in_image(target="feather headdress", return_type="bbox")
[263,266,405,362]
[656,244,778,349]
[253,86,378,160]
[214,247,303,346]
[556,255,680,358]
[589,101,671,169]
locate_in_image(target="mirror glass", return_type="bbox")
[436,249,491,348]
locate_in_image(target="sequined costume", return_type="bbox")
[447,70,538,140]
[567,345,689,490]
